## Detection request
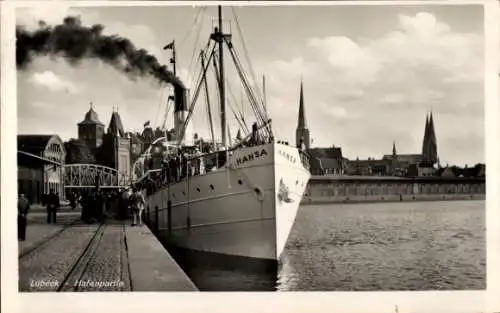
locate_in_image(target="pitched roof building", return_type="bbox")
[107,111,125,137]
[17,134,66,202]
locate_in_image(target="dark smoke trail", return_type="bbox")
[16,16,184,88]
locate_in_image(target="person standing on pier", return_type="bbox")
[130,188,145,226]
[177,152,183,180]
[165,156,171,184]
[120,187,132,220]
[18,193,30,241]
[46,190,60,224]
[175,154,181,181]
[161,157,168,185]
[181,153,187,180]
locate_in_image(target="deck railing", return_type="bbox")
[299,150,311,172]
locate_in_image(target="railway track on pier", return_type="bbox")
[18,219,80,259]
[18,220,132,292]
[56,223,107,291]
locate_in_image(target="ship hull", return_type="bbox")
[144,142,309,289]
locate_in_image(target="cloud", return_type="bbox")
[308,36,380,86]
[16,4,87,31]
[256,11,483,164]
[29,71,79,94]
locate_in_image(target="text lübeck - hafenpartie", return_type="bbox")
[30,279,125,288]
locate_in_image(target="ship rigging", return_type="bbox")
[133,6,274,183]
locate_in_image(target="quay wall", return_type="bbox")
[301,175,485,205]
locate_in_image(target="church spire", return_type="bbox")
[428,111,438,163]
[428,111,436,141]
[391,140,398,175]
[295,79,310,149]
[422,112,429,156]
[422,111,438,164]
[297,80,307,129]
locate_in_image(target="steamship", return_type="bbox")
[134,6,310,284]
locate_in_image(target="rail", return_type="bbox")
[18,219,80,259]
[57,223,107,291]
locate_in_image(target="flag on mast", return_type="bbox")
[163,40,175,50]
[144,121,151,128]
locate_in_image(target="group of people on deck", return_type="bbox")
[160,147,206,185]
[137,122,275,197]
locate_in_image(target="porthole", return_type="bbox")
[196,187,201,192]
[238,179,243,185]
[182,191,186,196]
[254,186,265,201]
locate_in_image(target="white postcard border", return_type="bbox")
[1,1,497,313]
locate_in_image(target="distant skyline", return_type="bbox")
[16,3,484,166]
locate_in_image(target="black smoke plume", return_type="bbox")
[16,16,184,88]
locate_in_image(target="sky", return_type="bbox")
[16,3,484,166]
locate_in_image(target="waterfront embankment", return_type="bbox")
[302,193,485,205]
[302,175,485,205]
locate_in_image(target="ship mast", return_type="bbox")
[218,5,227,148]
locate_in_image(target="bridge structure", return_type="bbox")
[18,150,131,189]
[64,164,130,189]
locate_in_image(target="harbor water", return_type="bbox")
[160,200,486,291]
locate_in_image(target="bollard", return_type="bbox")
[154,205,159,233]
[167,200,172,234]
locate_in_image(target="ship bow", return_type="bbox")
[273,143,310,259]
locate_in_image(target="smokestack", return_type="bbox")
[173,84,187,112]
[174,87,192,145]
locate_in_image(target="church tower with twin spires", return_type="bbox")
[77,104,131,177]
[295,81,310,150]
[421,111,438,165]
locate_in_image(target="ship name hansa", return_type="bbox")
[235,149,268,166]
[278,150,297,164]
